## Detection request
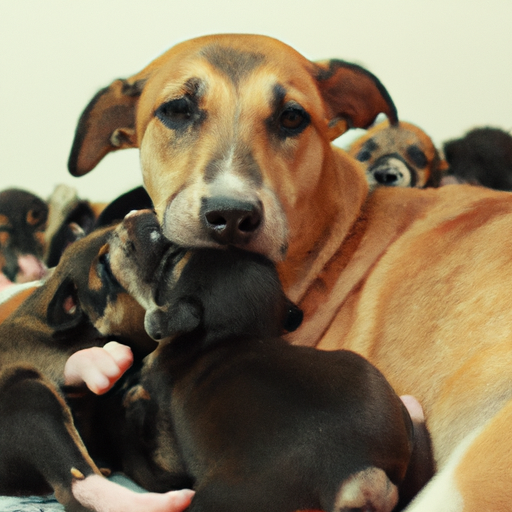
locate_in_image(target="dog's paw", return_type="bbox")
[72,474,194,512]
[64,341,133,394]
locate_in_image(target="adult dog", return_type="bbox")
[69,34,512,510]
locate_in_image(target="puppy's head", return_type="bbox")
[108,210,302,345]
[0,188,48,282]
[349,120,448,192]
[42,225,155,354]
[68,34,398,263]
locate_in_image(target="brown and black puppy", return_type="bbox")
[108,210,434,512]
[0,188,48,286]
[0,225,195,512]
[348,120,448,191]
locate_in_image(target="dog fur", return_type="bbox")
[68,34,512,510]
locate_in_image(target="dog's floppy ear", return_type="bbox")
[46,277,84,331]
[314,59,398,141]
[68,78,146,177]
[145,299,202,341]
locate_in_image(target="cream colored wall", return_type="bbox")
[1,0,511,202]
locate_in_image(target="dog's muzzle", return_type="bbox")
[368,154,415,188]
[200,196,263,246]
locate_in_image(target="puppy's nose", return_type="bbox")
[374,168,401,185]
[201,197,262,245]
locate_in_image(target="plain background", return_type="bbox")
[1,0,511,203]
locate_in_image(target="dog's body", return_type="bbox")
[348,120,447,191]
[106,210,434,512]
[69,34,512,509]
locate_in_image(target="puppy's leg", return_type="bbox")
[396,395,436,510]
[0,366,194,512]
[72,475,194,512]
[64,341,134,395]
[0,366,101,510]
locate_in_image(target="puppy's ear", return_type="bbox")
[46,278,84,331]
[68,78,146,177]
[314,59,398,140]
[145,300,202,341]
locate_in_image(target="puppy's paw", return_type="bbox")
[72,474,194,512]
[64,341,133,394]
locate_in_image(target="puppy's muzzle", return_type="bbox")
[201,197,262,246]
[369,154,414,188]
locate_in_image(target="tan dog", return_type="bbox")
[69,34,512,510]
[348,120,448,191]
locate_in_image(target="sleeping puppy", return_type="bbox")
[107,210,434,512]
[348,120,448,191]
[0,224,192,512]
[442,126,512,190]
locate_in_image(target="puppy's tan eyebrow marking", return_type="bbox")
[200,45,265,85]
[172,251,191,282]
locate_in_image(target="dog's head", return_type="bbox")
[40,225,155,354]
[106,210,302,345]
[68,34,397,263]
[348,120,448,192]
[0,188,48,283]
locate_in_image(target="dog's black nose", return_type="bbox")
[374,169,401,185]
[201,197,262,245]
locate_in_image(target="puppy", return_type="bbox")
[0,224,192,512]
[107,210,434,512]
[0,188,48,287]
[348,120,448,191]
[442,126,512,190]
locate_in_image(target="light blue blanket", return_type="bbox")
[0,474,145,511]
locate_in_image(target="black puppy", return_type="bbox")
[442,126,512,190]
[108,210,434,512]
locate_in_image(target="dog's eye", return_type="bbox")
[356,149,372,162]
[98,253,122,289]
[156,97,197,129]
[407,145,428,168]
[279,106,310,136]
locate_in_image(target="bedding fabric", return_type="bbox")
[0,474,146,511]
